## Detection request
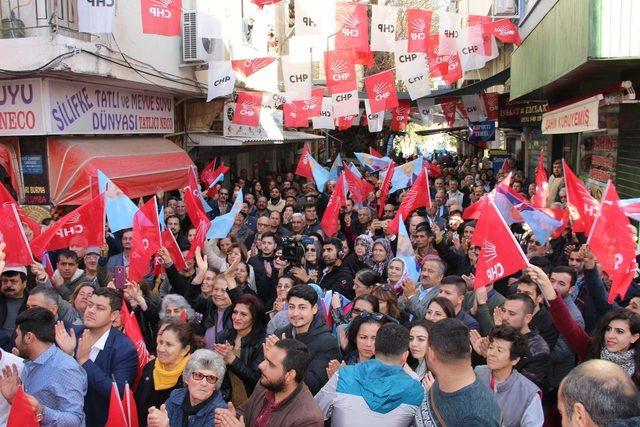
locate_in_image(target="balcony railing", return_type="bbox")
[0,0,89,40]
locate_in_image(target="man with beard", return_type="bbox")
[215,338,324,426]
[0,307,87,425]
[317,239,354,300]
[35,250,86,300]
[256,196,269,218]
[248,232,278,306]
[0,266,28,351]
[267,187,286,213]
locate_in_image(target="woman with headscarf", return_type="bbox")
[371,238,393,282]
[344,234,374,275]
[387,257,408,294]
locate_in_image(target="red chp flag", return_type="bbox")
[364,70,399,114]
[122,382,139,427]
[7,386,39,427]
[30,194,105,257]
[295,146,314,180]
[299,88,324,119]
[231,57,275,77]
[324,50,357,94]
[563,160,600,233]
[388,167,432,234]
[588,181,637,303]
[472,200,529,289]
[378,161,396,217]
[0,203,34,267]
[186,218,210,261]
[407,9,433,53]
[484,19,522,46]
[320,172,347,237]
[232,92,262,127]
[129,197,162,283]
[440,99,458,126]
[426,35,462,84]
[482,92,500,120]
[370,147,383,158]
[161,230,187,270]
[343,161,374,206]
[468,15,494,57]
[335,3,369,52]
[391,100,410,132]
[141,0,182,36]
[337,114,358,131]
[105,381,128,427]
[533,151,549,208]
[121,300,152,391]
[283,101,309,128]
[200,158,217,185]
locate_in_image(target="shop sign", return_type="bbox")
[47,80,174,134]
[541,95,602,135]
[223,103,283,140]
[498,95,548,128]
[469,120,495,143]
[21,155,44,175]
[19,138,49,205]
[0,79,46,136]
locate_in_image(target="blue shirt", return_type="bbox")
[21,344,88,426]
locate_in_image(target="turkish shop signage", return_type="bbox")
[498,94,548,128]
[0,78,174,135]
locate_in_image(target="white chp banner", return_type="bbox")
[77,0,116,34]
[281,56,312,101]
[370,5,398,52]
[312,97,335,130]
[457,25,486,72]
[332,90,359,118]
[542,95,603,135]
[46,79,174,134]
[207,61,236,101]
[295,0,322,36]
[364,99,384,132]
[394,40,431,100]
[223,102,283,139]
[417,98,435,125]
[438,12,461,55]
[461,94,487,123]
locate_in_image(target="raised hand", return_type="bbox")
[326,359,345,379]
[147,404,170,427]
[469,329,488,358]
[422,371,435,391]
[54,321,77,355]
[0,363,20,402]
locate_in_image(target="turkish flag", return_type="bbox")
[187,165,203,198]
[364,70,399,114]
[120,300,152,391]
[370,147,383,158]
[472,200,528,289]
[324,50,357,94]
[482,92,500,120]
[407,9,433,53]
[30,194,105,257]
[343,161,374,206]
[129,197,161,283]
[232,92,262,127]
[161,230,187,270]
[0,204,34,267]
[391,100,410,132]
[533,151,549,208]
[335,3,369,52]
[231,57,276,77]
[463,197,487,220]
[563,160,600,233]
[427,162,442,177]
[295,146,314,180]
[141,0,182,36]
[484,19,522,46]
[105,381,127,427]
[283,101,309,127]
[122,382,139,427]
[200,158,216,184]
[588,182,637,303]
[320,172,347,237]
[7,386,38,427]
[388,167,432,234]
[205,164,229,197]
[441,100,458,126]
[183,185,209,229]
[378,161,396,218]
[186,218,210,261]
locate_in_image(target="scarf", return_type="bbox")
[600,348,636,376]
[153,355,190,391]
[371,238,393,276]
[355,234,374,267]
[181,389,218,427]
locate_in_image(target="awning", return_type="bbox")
[48,137,194,206]
[187,131,325,147]
[418,68,511,101]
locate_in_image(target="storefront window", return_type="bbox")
[580,104,619,200]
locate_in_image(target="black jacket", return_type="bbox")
[216,327,266,401]
[135,359,184,426]
[0,294,27,351]
[274,314,341,395]
[318,263,354,300]
[248,254,277,306]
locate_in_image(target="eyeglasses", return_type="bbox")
[220,192,229,196]
[191,371,217,384]
[257,222,270,227]
[306,247,316,253]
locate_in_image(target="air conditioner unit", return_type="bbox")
[182,11,223,64]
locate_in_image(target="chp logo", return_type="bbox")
[482,238,505,281]
[330,60,351,82]
[410,18,426,40]
[149,0,173,19]
[494,25,515,36]
[341,14,360,37]
[373,82,391,101]
[302,97,319,111]
[55,211,83,238]
[239,100,257,117]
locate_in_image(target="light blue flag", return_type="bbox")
[207,189,243,239]
[158,206,166,231]
[519,205,563,244]
[354,152,392,172]
[328,154,343,180]
[348,162,362,178]
[308,154,331,192]
[397,216,420,282]
[199,192,212,213]
[379,158,423,193]
[97,170,138,233]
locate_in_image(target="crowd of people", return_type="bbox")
[0,153,639,426]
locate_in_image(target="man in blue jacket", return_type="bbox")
[55,287,138,427]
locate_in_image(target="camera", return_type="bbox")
[281,236,305,266]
